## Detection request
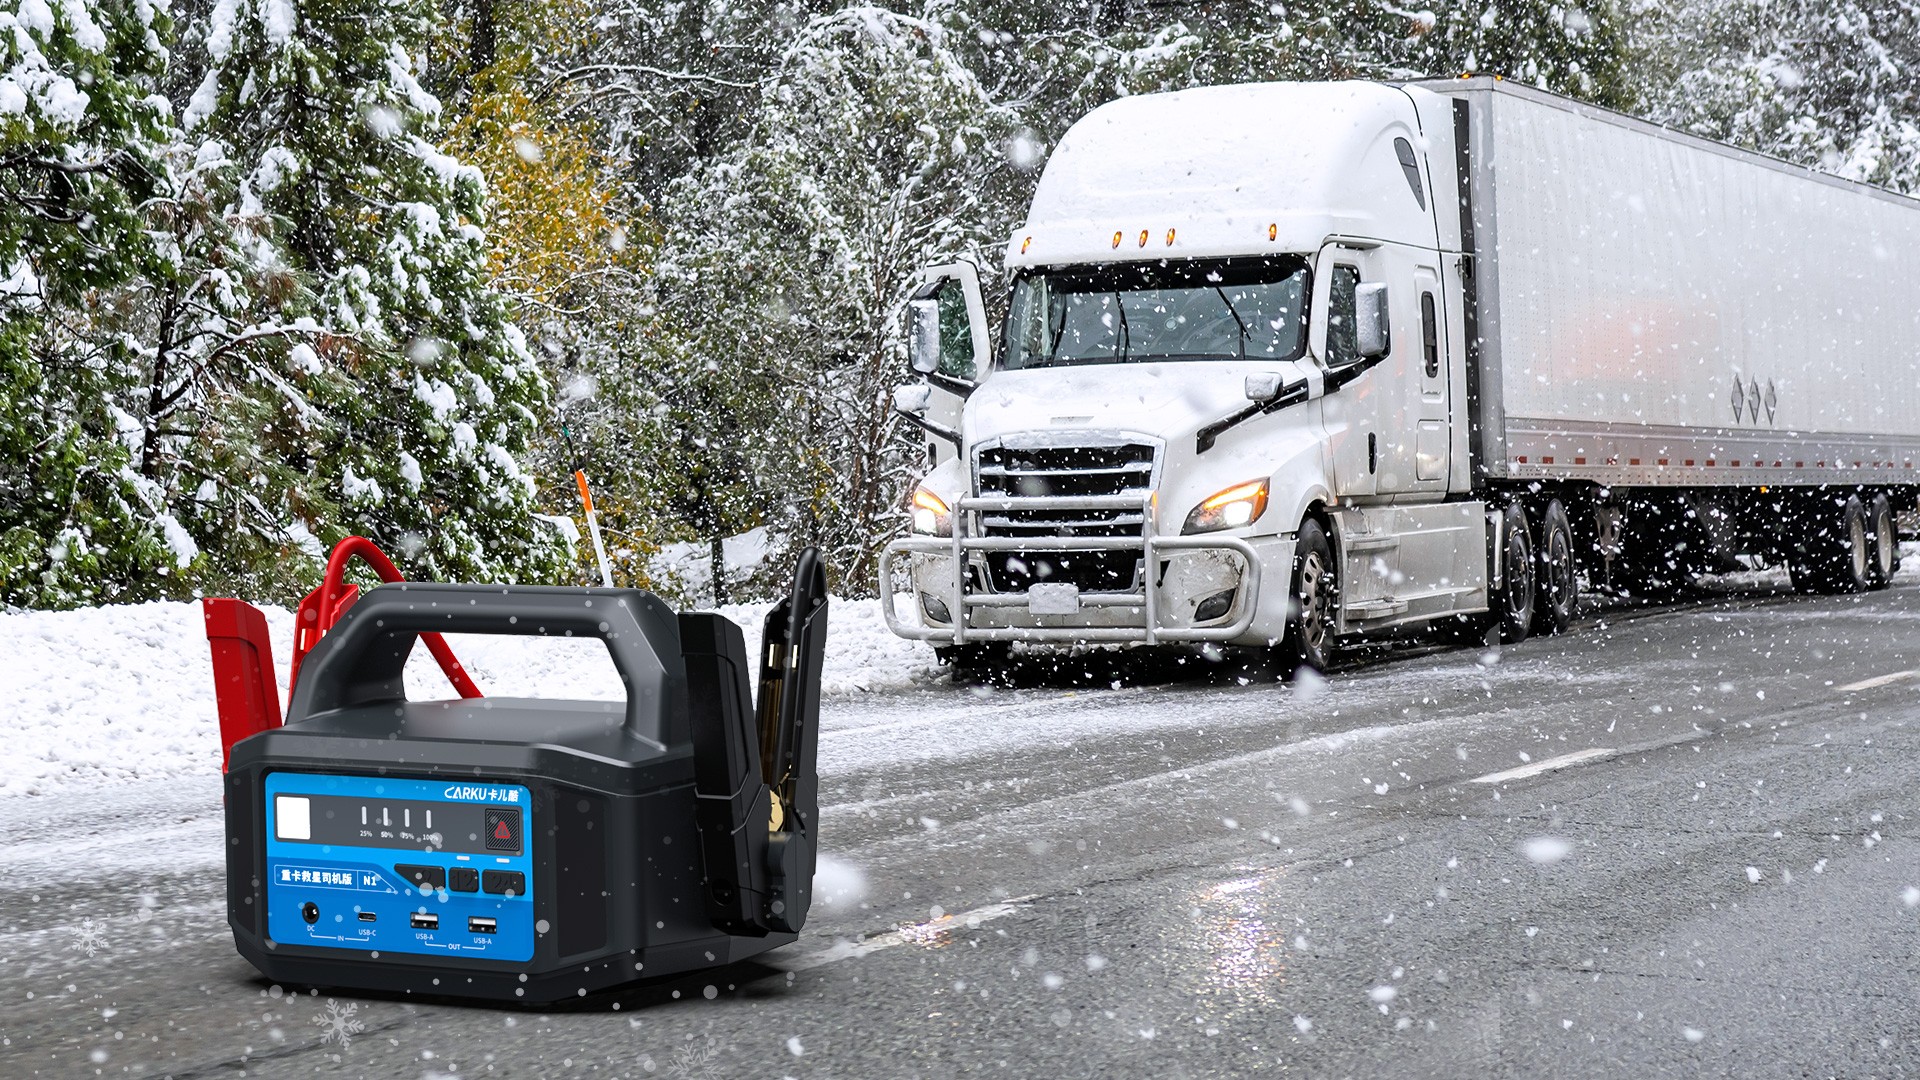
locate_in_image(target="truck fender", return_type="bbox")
[1269,476,1335,543]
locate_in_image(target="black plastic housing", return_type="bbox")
[224,555,828,1003]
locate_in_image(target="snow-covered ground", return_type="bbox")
[0,595,940,798]
[6,549,1915,799]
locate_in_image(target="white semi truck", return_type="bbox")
[881,77,1920,675]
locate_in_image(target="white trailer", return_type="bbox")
[883,78,1920,674]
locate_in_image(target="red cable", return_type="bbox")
[312,536,483,698]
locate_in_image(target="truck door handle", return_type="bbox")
[1368,433,1377,474]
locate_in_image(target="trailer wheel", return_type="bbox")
[1868,493,1898,588]
[1791,494,1872,594]
[1281,519,1336,676]
[1532,499,1577,635]
[1493,502,1535,644]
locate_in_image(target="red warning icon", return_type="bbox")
[483,808,521,852]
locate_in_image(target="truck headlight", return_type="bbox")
[911,487,952,536]
[1183,479,1269,534]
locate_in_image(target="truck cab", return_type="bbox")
[881,82,1516,669]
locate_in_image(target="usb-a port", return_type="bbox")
[468,916,497,934]
[410,912,439,930]
[358,911,377,923]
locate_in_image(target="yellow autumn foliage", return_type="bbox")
[446,84,649,313]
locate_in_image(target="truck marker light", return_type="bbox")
[1268,223,1278,241]
[1111,231,1123,249]
[1021,236,1032,254]
[1137,229,1149,248]
[1165,228,1177,246]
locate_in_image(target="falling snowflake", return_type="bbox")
[663,1034,725,1080]
[313,999,365,1048]
[67,918,109,957]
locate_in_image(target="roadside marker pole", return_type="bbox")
[575,469,615,588]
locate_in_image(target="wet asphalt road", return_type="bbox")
[5,571,1920,1078]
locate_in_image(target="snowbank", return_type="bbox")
[0,595,940,798]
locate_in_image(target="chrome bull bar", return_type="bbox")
[879,493,1263,645]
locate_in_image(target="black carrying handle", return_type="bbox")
[284,582,688,747]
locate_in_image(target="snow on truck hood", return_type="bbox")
[964,362,1308,447]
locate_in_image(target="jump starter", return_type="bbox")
[207,542,827,1003]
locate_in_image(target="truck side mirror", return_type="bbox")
[1245,373,1286,402]
[892,383,932,416]
[1355,283,1390,359]
[908,298,941,375]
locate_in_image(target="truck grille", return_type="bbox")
[974,442,1156,593]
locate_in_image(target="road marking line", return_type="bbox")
[1838,670,1919,692]
[783,895,1038,972]
[1470,747,1617,785]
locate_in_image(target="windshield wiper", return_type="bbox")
[1213,286,1249,359]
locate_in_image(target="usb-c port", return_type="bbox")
[468,916,497,934]
[358,911,377,923]
[410,912,439,930]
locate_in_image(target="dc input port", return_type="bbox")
[302,902,320,925]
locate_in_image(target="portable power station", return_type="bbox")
[209,545,827,1003]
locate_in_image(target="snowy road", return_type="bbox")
[6,576,1920,1077]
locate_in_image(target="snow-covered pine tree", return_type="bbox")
[435,0,660,589]
[0,0,184,607]
[177,0,566,589]
[644,5,1015,597]
[1635,0,1920,193]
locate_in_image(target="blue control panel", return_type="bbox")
[263,773,535,962]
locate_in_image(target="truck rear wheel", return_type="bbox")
[1868,493,1898,588]
[1532,499,1577,635]
[1280,519,1336,676]
[1791,494,1872,594]
[1493,502,1535,644]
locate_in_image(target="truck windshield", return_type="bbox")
[1003,257,1310,369]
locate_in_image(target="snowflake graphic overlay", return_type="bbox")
[67,917,109,957]
[663,1034,725,1080]
[314,999,366,1049]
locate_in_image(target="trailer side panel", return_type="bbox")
[1430,79,1920,489]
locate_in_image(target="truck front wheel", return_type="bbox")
[1281,520,1336,676]
[1493,502,1536,644]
